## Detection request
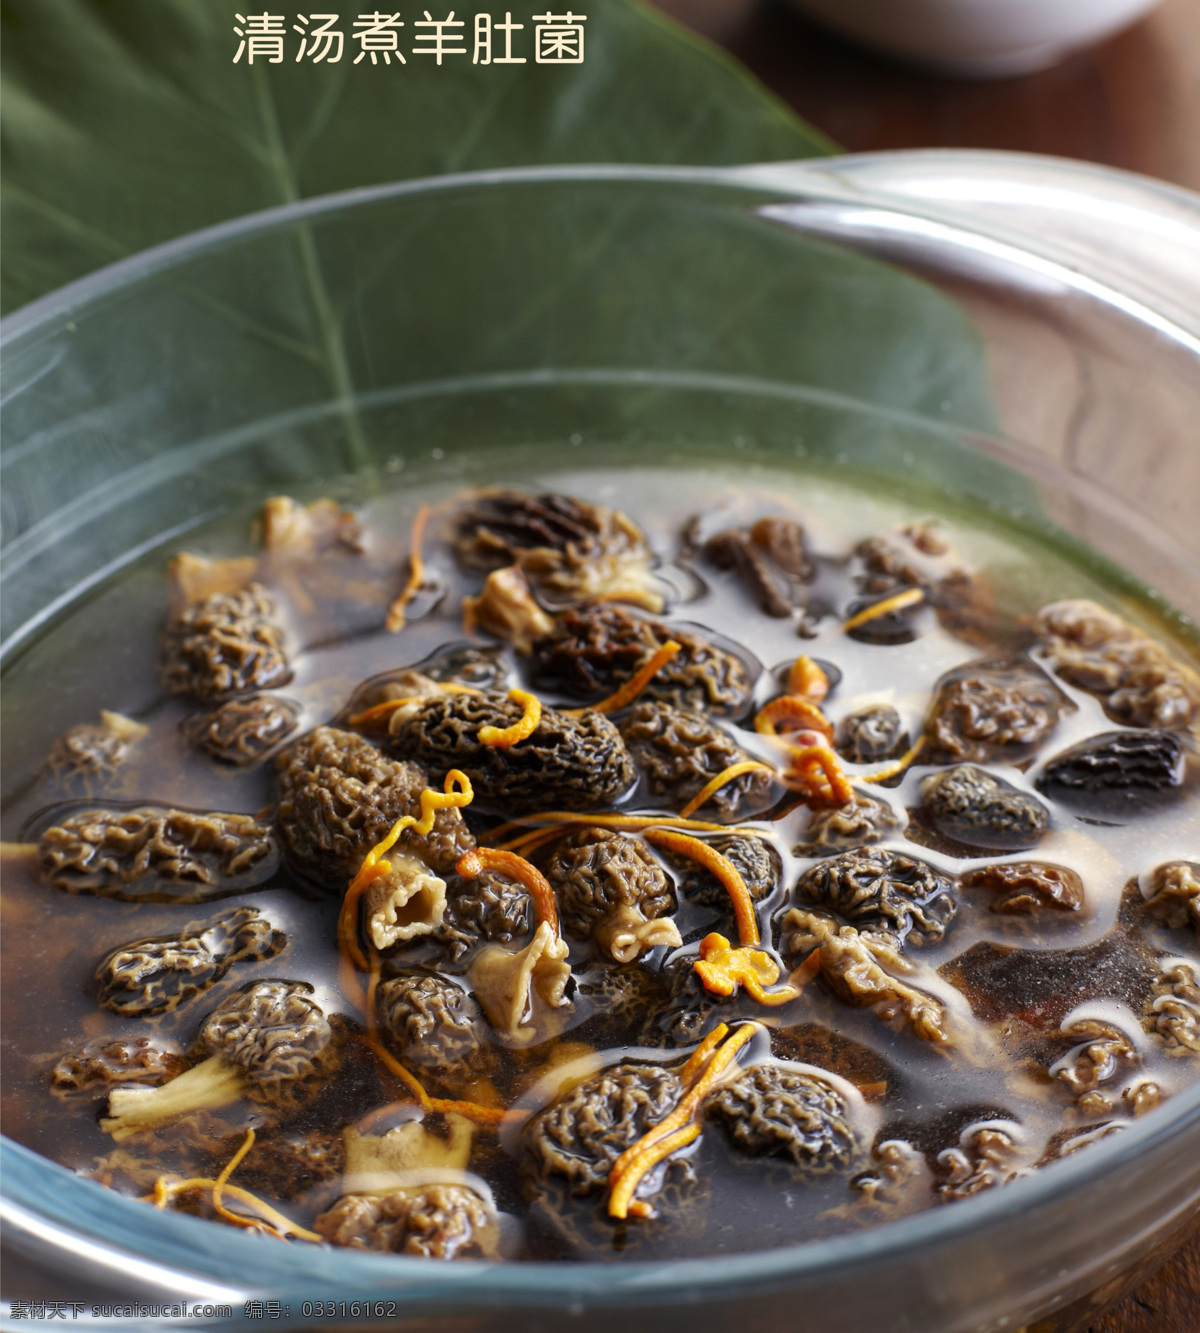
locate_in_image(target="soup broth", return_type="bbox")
[2,460,1197,1263]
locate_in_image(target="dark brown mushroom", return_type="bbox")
[389,693,636,815]
[545,829,680,962]
[619,701,772,820]
[315,1184,499,1258]
[161,584,291,701]
[529,604,755,714]
[97,905,286,1016]
[38,806,277,900]
[1035,599,1200,730]
[524,1062,683,1194]
[705,1063,858,1171]
[184,695,300,766]
[275,726,474,885]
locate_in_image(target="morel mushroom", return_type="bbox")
[936,1124,1028,1201]
[47,711,148,784]
[619,701,773,820]
[452,487,661,611]
[919,766,1050,851]
[96,905,286,1017]
[703,529,794,618]
[233,1128,345,1203]
[183,695,300,766]
[1143,962,1200,1055]
[706,1063,858,1171]
[780,909,948,1043]
[195,980,340,1108]
[51,1036,189,1098]
[375,973,488,1073]
[102,979,341,1140]
[315,1183,499,1258]
[577,960,670,1034]
[1051,1018,1139,1104]
[274,727,473,885]
[38,806,276,900]
[529,604,755,714]
[161,584,291,701]
[524,1062,682,1193]
[1035,599,1200,731]
[852,528,994,645]
[961,862,1084,915]
[435,868,532,961]
[835,706,907,766]
[1036,731,1187,816]
[1142,861,1200,936]
[389,693,636,815]
[794,849,958,947]
[793,794,903,856]
[545,829,681,962]
[925,660,1064,765]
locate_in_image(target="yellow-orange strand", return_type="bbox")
[754,694,833,742]
[693,932,807,1007]
[677,1022,730,1084]
[564,640,682,716]
[607,1024,756,1220]
[362,1033,506,1128]
[842,585,925,634]
[677,760,772,820]
[483,810,733,845]
[785,655,830,703]
[791,948,824,988]
[497,825,577,857]
[347,684,481,729]
[859,735,926,783]
[212,1128,266,1231]
[609,1123,701,1220]
[338,771,475,972]
[479,689,542,747]
[147,1141,323,1244]
[347,697,422,728]
[641,829,759,947]
[784,745,854,807]
[457,847,559,936]
[385,503,432,633]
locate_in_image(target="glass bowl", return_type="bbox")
[3,151,1199,1332]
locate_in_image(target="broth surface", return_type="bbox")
[2,460,1198,1262]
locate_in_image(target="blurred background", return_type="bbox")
[654,0,1199,189]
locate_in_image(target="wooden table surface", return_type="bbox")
[655,0,1200,190]
[652,2,1200,1328]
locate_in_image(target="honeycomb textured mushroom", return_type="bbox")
[96,905,286,1016]
[389,693,636,814]
[161,584,291,701]
[530,604,754,714]
[275,727,474,885]
[38,807,276,900]
[546,829,681,962]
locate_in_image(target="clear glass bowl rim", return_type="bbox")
[2,153,1199,1305]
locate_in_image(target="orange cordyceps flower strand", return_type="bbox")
[479,689,542,746]
[565,640,682,716]
[457,846,559,936]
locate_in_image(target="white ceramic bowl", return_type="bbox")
[785,0,1163,76]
